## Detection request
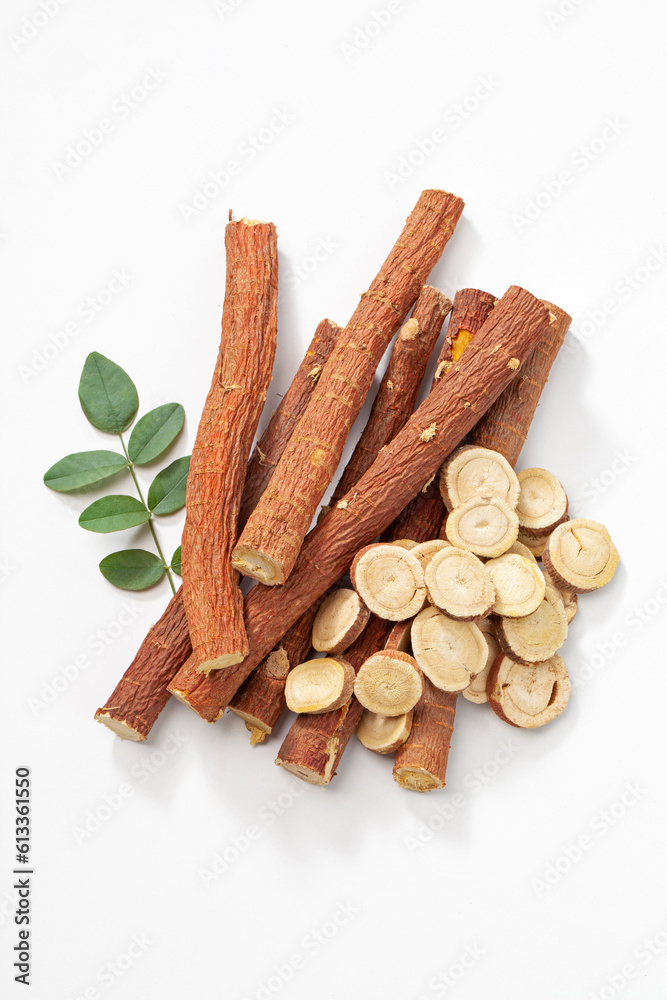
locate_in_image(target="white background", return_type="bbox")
[2,1,666,998]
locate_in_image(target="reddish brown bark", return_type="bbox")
[96,313,339,741]
[232,190,465,586]
[238,318,340,531]
[471,302,571,465]
[274,615,393,785]
[168,285,550,721]
[326,286,451,511]
[228,291,449,741]
[392,300,571,789]
[94,589,191,741]
[182,218,278,673]
[379,288,496,546]
[228,596,324,742]
[433,287,497,379]
[393,681,457,791]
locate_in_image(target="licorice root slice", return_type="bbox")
[446,492,519,558]
[284,657,355,715]
[385,620,413,653]
[516,467,569,537]
[311,588,370,654]
[424,547,495,620]
[439,445,520,511]
[351,543,427,621]
[461,628,500,704]
[390,538,418,550]
[495,588,568,664]
[356,709,413,754]
[354,649,424,716]
[410,606,487,692]
[410,538,452,571]
[485,553,546,618]
[543,518,619,593]
[486,653,571,728]
[505,539,539,563]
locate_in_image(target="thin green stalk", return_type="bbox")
[118,433,176,595]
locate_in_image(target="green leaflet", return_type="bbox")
[78,352,139,433]
[43,450,128,492]
[171,545,182,576]
[148,456,191,515]
[79,495,150,533]
[99,549,165,590]
[128,403,185,465]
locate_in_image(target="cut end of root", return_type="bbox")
[275,758,327,786]
[95,712,144,742]
[393,766,443,792]
[232,546,286,585]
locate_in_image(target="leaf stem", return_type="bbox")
[118,433,176,595]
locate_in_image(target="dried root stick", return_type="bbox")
[233,191,464,585]
[433,287,497,378]
[228,598,321,743]
[275,614,394,785]
[326,285,452,511]
[393,680,457,791]
[96,316,336,741]
[168,285,550,722]
[181,218,278,674]
[239,318,340,530]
